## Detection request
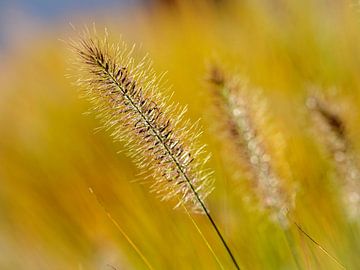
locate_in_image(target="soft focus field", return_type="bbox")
[0,1,359,269]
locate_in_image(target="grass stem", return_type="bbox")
[89,188,154,270]
[294,222,346,270]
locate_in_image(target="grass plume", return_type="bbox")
[69,28,240,269]
[69,29,214,212]
[208,67,348,269]
[208,66,294,228]
[307,92,360,221]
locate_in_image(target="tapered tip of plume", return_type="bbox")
[207,65,225,86]
[69,27,214,213]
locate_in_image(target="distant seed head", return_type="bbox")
[69,29,213,213]
[208,66,293,228]
[307,93,360,220]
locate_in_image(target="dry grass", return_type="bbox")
[0,0,359,269]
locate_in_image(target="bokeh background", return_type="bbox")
[0,0,360,269]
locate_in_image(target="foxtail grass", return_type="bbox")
[307,92,360,221]
[208,66,293,229]
[208,66,303,268]
[69,28,240,269]
[207,67,347,269]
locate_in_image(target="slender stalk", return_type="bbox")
[89,188,154,270]
[182,205,225,270]
[294,222,346,270]
[200,202,240,269]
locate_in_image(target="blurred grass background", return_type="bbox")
[0,0,360,269]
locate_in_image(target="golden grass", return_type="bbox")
[0,0,359,269]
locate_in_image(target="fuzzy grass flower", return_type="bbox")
[69,28,240,269]
[208,66,294,228]
[69,29,214,212]
[307,92,360,221]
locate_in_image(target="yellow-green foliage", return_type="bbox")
[0,1,359,269]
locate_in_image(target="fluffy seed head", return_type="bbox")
[69,29,213,213]
[208,66,293,228]
[307,93,360,220]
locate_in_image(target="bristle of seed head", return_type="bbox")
[208,66,293,228]
[307,92,360,220]
[69,29,214,213]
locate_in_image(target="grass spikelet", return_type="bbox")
[69,28,214,213]
[307,92,360,221]
[208,66,293,229]
[69,28,240,269]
